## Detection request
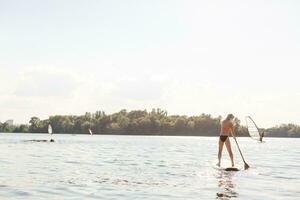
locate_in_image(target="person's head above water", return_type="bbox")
[225,114,234,122]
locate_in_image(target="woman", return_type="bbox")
[217,114,235,167]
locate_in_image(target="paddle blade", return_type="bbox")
[244,162,250,170]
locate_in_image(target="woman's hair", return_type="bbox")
[226,114,234,121]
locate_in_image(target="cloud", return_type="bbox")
[14,66,79,97]
[113,77,166,101]
[1,64,299,128]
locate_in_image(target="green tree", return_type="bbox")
[29,117,41,133]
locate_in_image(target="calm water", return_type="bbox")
[0,134,299,200]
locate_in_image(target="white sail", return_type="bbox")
[48,124,53,135]
[89,128,93,135]
[245,116,262,141]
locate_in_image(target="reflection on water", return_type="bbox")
[216,171,238,199]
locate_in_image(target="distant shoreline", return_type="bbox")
[1,109,299,138]
[1,132,299,138]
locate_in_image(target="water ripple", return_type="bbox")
[0,134,299,200]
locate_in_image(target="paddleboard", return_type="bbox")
[212,160,241,171]
[224,167,239,171]
[214,165,240,172]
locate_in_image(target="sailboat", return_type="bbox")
[48,124,54,142]
[88,128,93,135]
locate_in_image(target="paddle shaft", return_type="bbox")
[233,136,247,164]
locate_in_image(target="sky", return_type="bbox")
[0,0,299,127]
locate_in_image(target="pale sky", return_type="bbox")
[0,0,299,127]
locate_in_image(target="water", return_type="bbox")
[0,134,299,200]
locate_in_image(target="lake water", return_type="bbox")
[0,134,299,200]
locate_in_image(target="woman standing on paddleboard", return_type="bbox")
[217,114,235,167]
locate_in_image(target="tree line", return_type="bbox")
[0,109,299,137]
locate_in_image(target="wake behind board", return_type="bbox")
[24,139,55,143]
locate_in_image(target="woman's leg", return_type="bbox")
[217,139,225,167]
[225,138,234,167]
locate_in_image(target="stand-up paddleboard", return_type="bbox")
[214,165,240,172]
[212,160,241,171]
[224,167,239,172]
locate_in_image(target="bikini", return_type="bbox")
[220,122,232,142]
[220,135,228,142]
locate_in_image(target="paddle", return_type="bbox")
[233,136,250,170]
